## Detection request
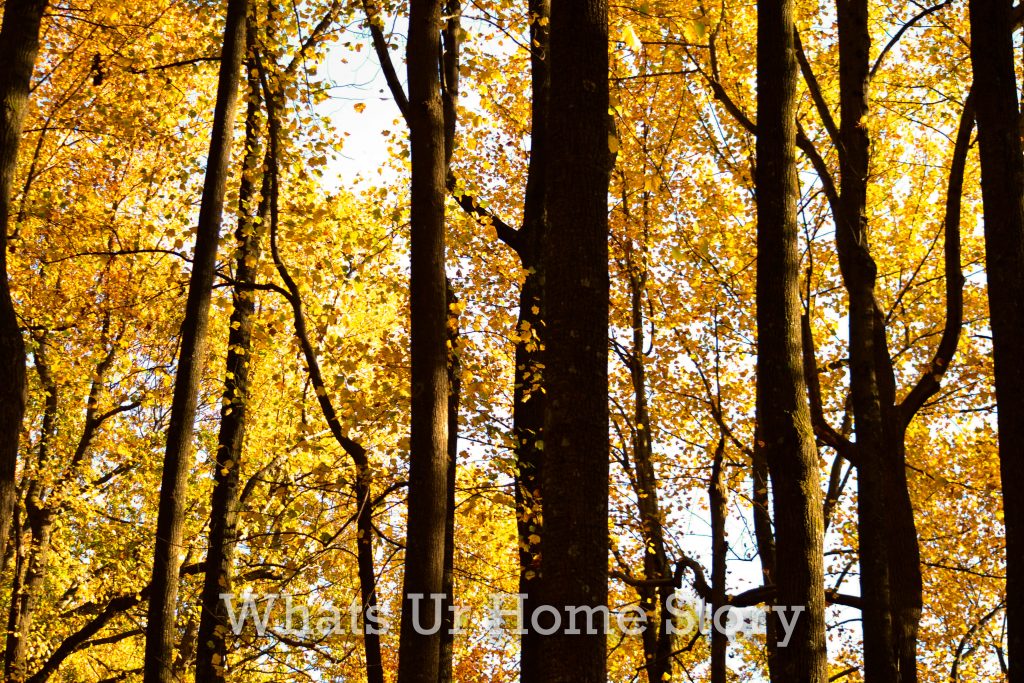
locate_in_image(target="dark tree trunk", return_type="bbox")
[709,438,728,683]
[4,340,56,682]
[438,284,461,683]
[438,11,460,677]
[617,232,674,683]
[397,0,450,680]
[970,2,1024,679]
[751,440,779,680]
[194,55,268,683]
[513,5,549,682]
[0,0,48,575]
[755,0,828,680]
[835,0,896,678]
[143,1,249,680]
[537,0,609,679]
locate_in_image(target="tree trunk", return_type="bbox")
[0,0,48,575]
[835,0,897,678]
[438,284,461,683]
[143,1,249,680]
[709,438,728,683]
[755,0,828,679]
[396,0,450,680]
[969,2,1024,679]
[194,55,268,683]
[513,5,549,682]
[537,0,609,679]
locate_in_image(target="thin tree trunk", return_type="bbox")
[143,1,249,679]
[835,0,896,678]
[397,0,449,680]
[537,0,609,679]
[513,6,549,682]
[194,53,268,683]
[709,438,728,683]
[438,284,461,683]
[255,53,385,680]
[755,0,828,679]
[751,440,779,679]
[0,0,48,574]
[969,2,1024,679]
[438,13,460,678]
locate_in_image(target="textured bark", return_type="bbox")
[4,341,57,682]
[143,1,249,680]
[438,285,461,683]
[537,0,609,679]
[0,0,48,575]
[194,58,267,683]
[396,0,450,680]
[755,0,828,680]
[835,0,896,678]
[969,2,1024,679]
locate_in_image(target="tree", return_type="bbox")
[142,0,249,679]
[969,0,1024,679]
[755,0,828,679]
[396,0,451,681]
[0,0,49,578]
[537,0,610,679]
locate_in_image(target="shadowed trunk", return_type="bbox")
[194,53,268,682]
[537,0,609,679]
[396,0,450,680]
[969,1,1024,679]
[143,0,249,679]
[438,284,461,683]
[755,0,828,679]
[0,0,48,575]
[835,0,896,678]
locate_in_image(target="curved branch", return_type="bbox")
[870,1,953,79]
[899,90,973,424]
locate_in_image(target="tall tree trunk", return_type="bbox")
[397,0,449,680]
[0,0,48,574]
[438,12,460,678]
[143,1,249,680]
[755,0,828,680]
[835,0,896,678]
[513,5,549,682]
[969,2,1024,679]
[194,55,268,683]
[537,0,609,679]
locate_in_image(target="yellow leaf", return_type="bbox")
[621,24,642,52]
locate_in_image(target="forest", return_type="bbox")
[0,0,1020,680]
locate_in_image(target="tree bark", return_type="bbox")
[969,2,1024,679]
[194,54,268,683]
[514,4,550,680]
[537,0,609,679]
[396,0,450,680]
[834,0,897,678]
[438,284,461,683]
[0,0,48,576]
[755,0,828,680]
[143,1,249,680]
